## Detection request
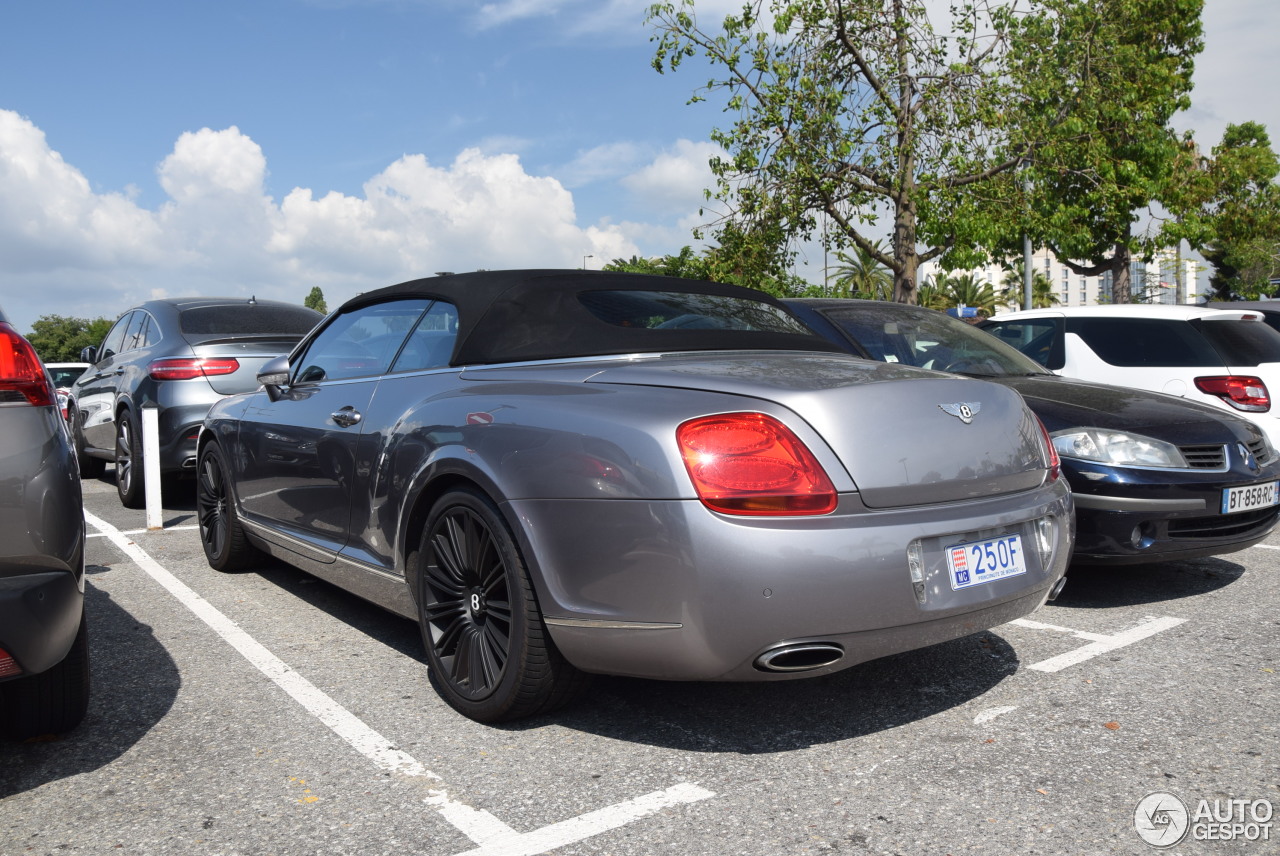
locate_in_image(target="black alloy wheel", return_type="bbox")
[418,488,587,722]
[196,442,261,571]
[115,411,145,508]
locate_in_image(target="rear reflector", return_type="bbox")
[677,412,837,516]
[0,322,55,407]
[1195,375,1270,412]
[148,357,241,381]
[0,647,22,678]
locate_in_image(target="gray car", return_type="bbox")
[70,297,322,507]
[0,307,88,740]
[197,271,1074,722]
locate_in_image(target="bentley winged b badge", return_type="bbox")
[939,402,981,424]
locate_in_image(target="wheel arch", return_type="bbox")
[399,459,546,614]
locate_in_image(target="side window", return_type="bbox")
[123,311,149,351]
[391,301,459,373]
[983,319,1063,369]
[138,313,160,348]
[97,313,134,362]
[293,299,431,384]
[1070,318,1219,367]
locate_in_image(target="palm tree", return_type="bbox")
[941,273,998,316]
[830,243,893,300]
[1000,270,1061,309]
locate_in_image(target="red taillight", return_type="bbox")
[0,322,55,407]
[0,646,21,678]
[1035,416,1061,482]
[1195,375,1270,412]
[677,412,837,516]
[148,357,241,381]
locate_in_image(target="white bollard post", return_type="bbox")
[141,403,164,531]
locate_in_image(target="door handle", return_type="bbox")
[330,407,362,428]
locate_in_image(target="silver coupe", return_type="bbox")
[197,271,1073,722]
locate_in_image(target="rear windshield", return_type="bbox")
[578,291,812,334]
[825,305,1048,376]
[1191,318,1280,367]
[179,305,321,337]
[1067,318,1222,367]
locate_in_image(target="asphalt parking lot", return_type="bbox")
[3,471,1277,855]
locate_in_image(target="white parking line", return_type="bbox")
[83,511,714,854]
[87,524,199,538]
[1008,615,1188,672]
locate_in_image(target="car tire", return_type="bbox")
[0,612,90,741]
[72,408,106,479]
[115,411,145,509]
[196,442,263,572]
[417,488,588,722]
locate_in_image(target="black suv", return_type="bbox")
[70,297,322,507]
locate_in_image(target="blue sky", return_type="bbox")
[1,0,1276,333]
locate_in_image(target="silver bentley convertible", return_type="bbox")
[197,271,1073,722]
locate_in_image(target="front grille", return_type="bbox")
[1168,507,1280,539]
[1247,437,1271,466]
[1180,444,1226,469]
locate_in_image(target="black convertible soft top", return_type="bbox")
[338,270,845,366]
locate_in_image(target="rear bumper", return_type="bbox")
[510,483,1073,681]
[0,570,84,678]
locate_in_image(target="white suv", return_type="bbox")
[981,304,1280,446]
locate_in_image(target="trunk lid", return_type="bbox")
[577,352,1049,508]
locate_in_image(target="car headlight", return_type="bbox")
[1051,428,1188,468]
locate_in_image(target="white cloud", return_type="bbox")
[0,111,641,332]
[620,138,721,216]
[557,141,648,188]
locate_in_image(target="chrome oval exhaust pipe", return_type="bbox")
[755,643,844,673]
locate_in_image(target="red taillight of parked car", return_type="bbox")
[0,646,21,678]
[148,357,241,381]
[1194,375,1271,412]
[0,322,55,407]
[677,412,838,516]
[1035,416,1061,482]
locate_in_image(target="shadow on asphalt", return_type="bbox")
[1053,554,1247,610]
[0,573,181,798]
[513,632,1021,753]
[236,555,1019,754]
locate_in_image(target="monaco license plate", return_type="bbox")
[945,534,1027,591]
[1221,481,1279,514]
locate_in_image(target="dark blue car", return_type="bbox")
[785,298,1280,565]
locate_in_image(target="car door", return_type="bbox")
[76,311,136,453]
[232,299,432,561]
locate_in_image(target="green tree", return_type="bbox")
[933,272,997,316]
[603,247,712,279]
[304,286,328,314]
[648,0,1094,304]
[25,315,113,363]
[830,242,893,300]
[1162,123,1280,300]
[987,0,1204,303]
[999,270,1060,309]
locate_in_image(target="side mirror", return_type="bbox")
[80,346,97,364]
[257,355,290,401]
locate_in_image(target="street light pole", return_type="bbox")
[583,254,594,270]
